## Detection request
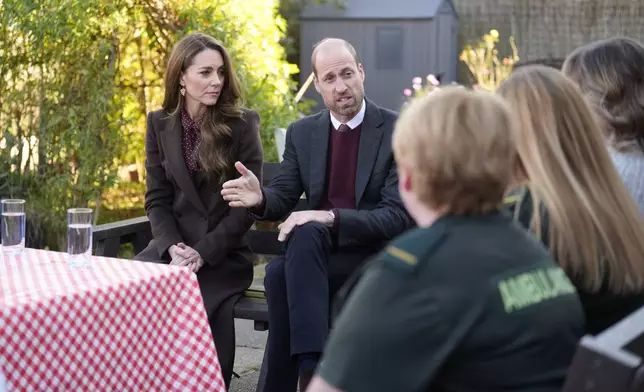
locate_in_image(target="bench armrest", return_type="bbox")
[93,216,152,258]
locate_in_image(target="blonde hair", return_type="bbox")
[562,37,644,152]
[497,65,644,293]
[393,87,516,214]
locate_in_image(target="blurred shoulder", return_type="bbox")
[379,224,448,275]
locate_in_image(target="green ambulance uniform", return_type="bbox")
[504,187,644,335]
[317,210,584,392]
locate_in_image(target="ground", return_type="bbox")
[230,319,266,392]
[230,263,268,392]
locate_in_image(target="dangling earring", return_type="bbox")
[180,87,186,96]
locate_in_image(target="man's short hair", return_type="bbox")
[311,38,361,75]
[393,87,517,214]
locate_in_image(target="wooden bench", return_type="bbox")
[92,161,306,333]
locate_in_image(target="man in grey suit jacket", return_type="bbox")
[222,38,413,391]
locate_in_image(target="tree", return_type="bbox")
[0,0,301,249]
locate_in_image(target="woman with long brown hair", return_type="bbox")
[563,37,644,214]
[498,65,644,334]
[134,32,263,387]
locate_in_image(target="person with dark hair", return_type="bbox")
[563,37,644,213]
[512,58,565,71]
[222,37,413,391]
[134,32,263,388]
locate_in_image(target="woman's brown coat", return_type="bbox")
[135,108,263,386]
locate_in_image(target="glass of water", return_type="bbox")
[1,199,26,253]
[67,208,93,268]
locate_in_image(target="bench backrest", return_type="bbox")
[93,161,305,258]
[562,305,644,392]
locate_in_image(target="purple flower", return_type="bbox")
[403,88,412,97]
[412,76,422,84]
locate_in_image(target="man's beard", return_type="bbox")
[328,91,363,116]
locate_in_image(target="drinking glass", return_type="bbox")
[67,208,93,268]
[1,199,26,253]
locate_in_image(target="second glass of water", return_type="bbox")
[67,208,93,268]
[1,199,26,254]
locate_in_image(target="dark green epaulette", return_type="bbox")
[380,224,448,274]
[502,192,522,210]
[502,187,527,219]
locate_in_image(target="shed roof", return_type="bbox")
[300,0,456,20]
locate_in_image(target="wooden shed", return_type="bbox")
[299,0,459,111]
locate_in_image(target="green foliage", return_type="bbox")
[459,29,520,91]
[1,0,125,248]
[97,181,146,225]
[0,0,301,249]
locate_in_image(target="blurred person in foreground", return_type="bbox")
[308,87,584,392]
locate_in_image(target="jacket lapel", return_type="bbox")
[309,113,331,207]
[160,114,208,214]
[194,170,208,190]
[355,100,384,203]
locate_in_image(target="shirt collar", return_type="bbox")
[330,99,366,130]
[181,108,204,133]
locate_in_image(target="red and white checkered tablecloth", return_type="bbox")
[0,248,226,391]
